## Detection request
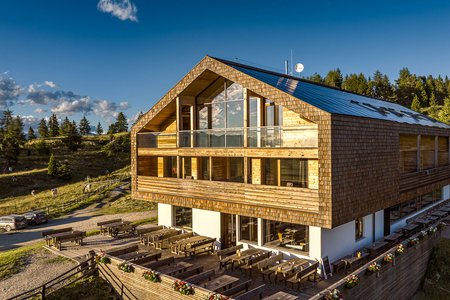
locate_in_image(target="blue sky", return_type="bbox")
[1,0,450,130]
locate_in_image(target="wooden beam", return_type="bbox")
[435,136,439,168]
[243,88,248,148]
[417,135,421,172]
[277,159,281,187]
[176,96,181,148]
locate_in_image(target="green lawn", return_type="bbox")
[46,275,113,300]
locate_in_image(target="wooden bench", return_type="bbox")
[233,284,265,300]
[137,225,164,243]
[132,251,162,265]
[285,261,319,290]
[156,232,193,249]
[177,266,204,279]
[54,231,86,250]
[105,243,139,257]
[97,219,122,235]
[41,227,73,246]
[221,280,252,297]
[240,251,271,276]
[185,269,215,285]
[149,230,181,247]
[111,224,136,238]
[142,256,175,269]
[257,253,284,281]
[184,238,216,257]
[331,259,345,274]
[217,244,244,269]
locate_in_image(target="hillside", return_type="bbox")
[0,134,133,215]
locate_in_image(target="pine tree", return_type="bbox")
[343,73,368,95]
[28,127,36,140]
[38,118,49,138]
[79,116,91,136]
[48,114,60,137]
[438,96,450,124]
[62,121,82,151]
[305,73,323,83]
[115,112,128,132]
[59,117,71,136]
[411,94,422,112]
[96,122,104,135]
[107,124,116,135]
[324,69,343,88]
[0,110,24,165]
[395,68,417,106]
[47,153,57,176]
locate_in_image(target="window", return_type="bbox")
[212,157,244,183]
[399,135,418,173]
[197,157,210,180]
[137,156,158,176]
[263,220,309,252]
[174,206,192,229]
[163,157,177,178]
[240,216,258,242]
[421,136,435,170]
[355,218,364,240]
[438,136,449,167]
[263,158,278,186]
[182,157,192,179]
[280,159,308,187]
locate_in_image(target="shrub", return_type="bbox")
[118,262,134,273]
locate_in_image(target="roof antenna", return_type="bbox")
[284,60,289,75]
[290,49,294,76]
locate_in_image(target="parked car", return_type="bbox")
[0,215,27,232]
[23,211,48,225]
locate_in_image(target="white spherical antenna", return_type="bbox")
[295,63,304,73]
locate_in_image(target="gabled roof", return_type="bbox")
[214,57,450,129]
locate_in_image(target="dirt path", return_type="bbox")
[0,185,156,251]
[0,248,77,299]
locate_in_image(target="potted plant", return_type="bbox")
[427,226,437,236]
[345,274,360,289]
[143,270,161,283]
[407,237,419,248]
[173,280,194,295]
[95,251,111,264]
[395,244,404,255]
[366,262,381,276]
[418,231,427,241]
[324,288,343,300]
[118,262,134,273]
[207,293,229,300]
[383,253,393,264]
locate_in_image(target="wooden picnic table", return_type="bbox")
[103,221,132,236]
[144,228,179,244]
[117,250,151,261]
[157,262,193,276]
[414,218,433,227]
[366,241,388,255]
[341,252,369,269]
[427,215,439,221]
[431,210,448,217]
[49,230,85,250]
[384,232,402,243]
[171,236,208,254]
[229,248,263,270]
[201,275,240,293]
[263,291,299,300]
[402,223,419,233]
[269,258,308,282]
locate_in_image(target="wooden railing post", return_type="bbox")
[41,285,46,300]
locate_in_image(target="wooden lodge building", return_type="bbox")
[131,56,450,262]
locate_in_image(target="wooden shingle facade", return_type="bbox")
[131,56,450,259]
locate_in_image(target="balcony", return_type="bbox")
[137,125,318,149]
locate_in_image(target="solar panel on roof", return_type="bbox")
[216,58,450,129]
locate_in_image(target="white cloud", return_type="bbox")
[44,81,57,88]
[51,97,93,115]
[0,76,23,108]
[97,0,138,22]
[119,101,129,110]
[34,108,47,114]
[19,115,40,128]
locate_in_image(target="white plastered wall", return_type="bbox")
[192,208,221,249]
[157,203,173,227]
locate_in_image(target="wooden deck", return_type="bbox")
[48,234,343,299]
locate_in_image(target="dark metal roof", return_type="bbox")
[215,57,450,129]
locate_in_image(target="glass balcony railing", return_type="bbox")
[137,132,177,148]
[138,125,318,149]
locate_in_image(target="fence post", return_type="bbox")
[41,285,46,300]
[87,250,96,274]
